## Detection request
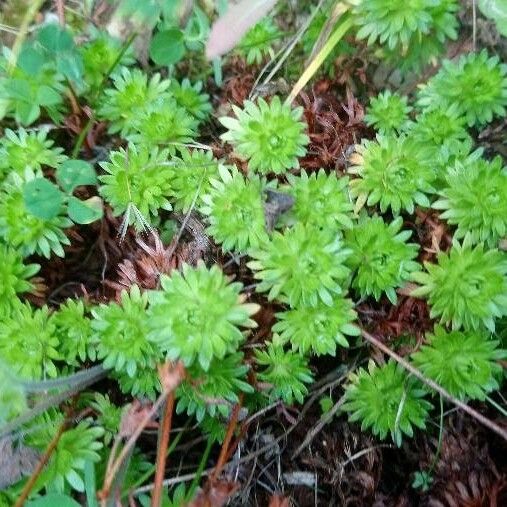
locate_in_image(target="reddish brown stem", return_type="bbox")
[55,0,65,25]
[14,413,71,507]
[99,362,185,504]
[151,392,175,507]
[209,396,243,483]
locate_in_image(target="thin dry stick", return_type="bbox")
[210,400,243,483]
[14,408,73,507]
[250,0,325,101]
[361,329,507,442]
[100,364,185,503]
[100,396,168,503]
[340,444,392,468]
[292,395,345,458]
[134,368,350,496]
[151,392,176,507]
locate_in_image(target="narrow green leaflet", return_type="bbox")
[67,196,104,224]
[26,494,81,507]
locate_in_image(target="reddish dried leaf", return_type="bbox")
[119,400,157,438]
[188,481,240,507]
[158,361,186,392]
[268,494,290,507]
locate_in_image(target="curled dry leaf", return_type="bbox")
[268,495,291,507]
[118,400,158,438]
[187,480,240,507]
[157,361,186,393]
[206,0,279,60]
[0,437,40,489]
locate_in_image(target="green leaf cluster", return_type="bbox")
[201,166,269,252]
[147,262,259,370]
[343,360,432,446]
[236,17,282,65]
[345,215,420,304]
[417,50,507,127]
[411,237,507,331]
[220,96,309,174]
[353,0,459,72]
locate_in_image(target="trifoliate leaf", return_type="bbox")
[149,29,186,66]
[23,177,64,220]
[56,160,97,193]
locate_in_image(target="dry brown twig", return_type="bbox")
[151,391,176,507]
[98,362,185,505]
[361,329,507,442]
[13,400,77,507]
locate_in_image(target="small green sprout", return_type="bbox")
[353,0,458,71]
[0,243,39,315]
[417,50,507,127]
[255,340,313,404]
[128,98,197,150]
[237,17,282,65]
[0,302,60,380]
[364,91,412,134]
[248,223,351,307]
[411,237,507,331]
[99,144,174,231]
[343,360,432,446]
[433,157,507,246]
[283,170,354,231]
[220,96,309,174]
[0,170,71,258]
[201,166,269,252]
[167,78,212,122]
[176,352,252,422]
[273,296,359,355]
[148,262,259,371]
[98,67,171,136]
[0,127,67,180]
[91,285,161,378]
[26,412,104,492]
[345,215,420,304]
[349,134,435,215]
[171,148,222,213]
[412,326,506,400]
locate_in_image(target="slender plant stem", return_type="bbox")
[124,420,189,495]
[55,0,65,26]
[72,31,138,157]
[0,367,107,439]
[187,437,214,501]
[151,392,176,507]
[361,329,507,442]
[100,394,169,503]
[209,398,243,484]
[486,395,507,418]
[13,404,74,507]
[286,10,353,104]
[7,0,44,74]
[428,395,444,475]
[99,363,184,503]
